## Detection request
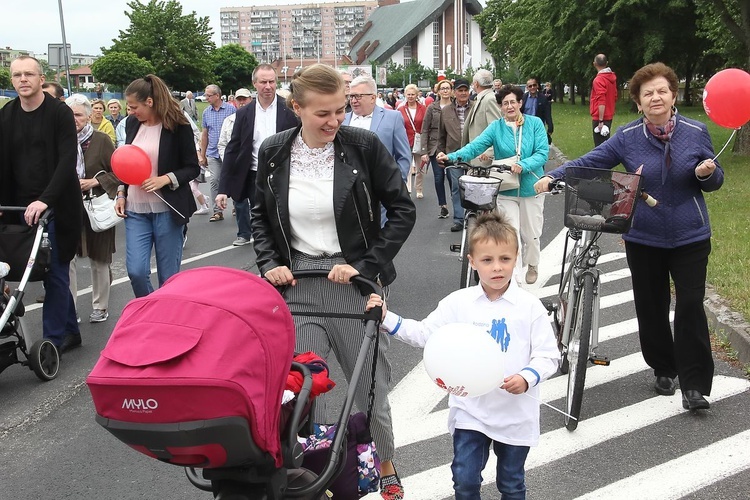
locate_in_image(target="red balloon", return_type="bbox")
[111,145,152,185]
[703,68,750,129]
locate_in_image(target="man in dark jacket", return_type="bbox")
[217,64,298,246]
[0,55,82,353]
[522,77,554,144]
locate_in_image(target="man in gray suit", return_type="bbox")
[344,74,411,225]
[181,91,198,122]
[463,69,502,167]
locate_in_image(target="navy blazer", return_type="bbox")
[343,106,411,182]
[220,98,299,201]
[124,116,200,225]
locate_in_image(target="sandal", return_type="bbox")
[209,212,224,222]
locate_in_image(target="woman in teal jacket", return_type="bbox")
[438,85,549,284]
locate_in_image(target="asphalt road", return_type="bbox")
[2,165,750,500]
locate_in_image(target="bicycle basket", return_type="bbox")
[563,167,641,234]
[458,175,502,211]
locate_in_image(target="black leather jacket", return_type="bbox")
[251,125,416,287]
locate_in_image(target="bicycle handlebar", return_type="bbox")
[442,158,512,176]
[545,178,658,206]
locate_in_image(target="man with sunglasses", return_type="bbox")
[522,77,553,144]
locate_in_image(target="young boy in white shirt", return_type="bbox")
[367,212,559,499]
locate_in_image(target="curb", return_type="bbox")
[705,286,750,367]
[548,144,750,369]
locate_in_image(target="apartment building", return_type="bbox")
[220,1,382,79]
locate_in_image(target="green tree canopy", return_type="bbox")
[0,67,10,89]
[104,0,214,91]
[91,51,156,90]
[210,44,258,94]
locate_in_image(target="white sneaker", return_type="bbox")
[194,204,210,215]
[233,236,253,246]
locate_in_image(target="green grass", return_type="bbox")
[551,100,750,321]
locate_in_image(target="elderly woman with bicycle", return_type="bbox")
[437,84,549,284]
[534,62,723,412]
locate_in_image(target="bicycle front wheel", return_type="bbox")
[565,273,595,431]
[459,215,478,288]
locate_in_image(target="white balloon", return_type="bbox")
[423,323,505,398]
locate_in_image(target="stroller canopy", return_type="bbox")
[87,267,295,467]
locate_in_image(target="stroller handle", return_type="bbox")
[0,206,52,224]
[288,269,383,323]
[290,269,381,295]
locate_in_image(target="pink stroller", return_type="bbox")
[87,266,383,499]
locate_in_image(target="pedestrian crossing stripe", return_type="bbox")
[573,428,750,500]
[396,376,750,500]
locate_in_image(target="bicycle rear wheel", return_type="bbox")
[565,273,595,431]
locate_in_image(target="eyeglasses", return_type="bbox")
[439,87,452,91]
[204,93,216,98]
[501,100,519,107]
[349,93,374,101]
[11,72,40,79]
[527,84,538,88]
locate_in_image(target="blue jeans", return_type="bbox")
[234,198,252,239]
[448,167,465,225]
[430,156,448,206]
[451,429,530,500]
[42,220,79,346]
[125,211,183,297]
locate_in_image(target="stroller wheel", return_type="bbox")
[29,339,60,381]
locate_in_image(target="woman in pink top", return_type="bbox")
[399,84,427,198]
[114,74,200,297]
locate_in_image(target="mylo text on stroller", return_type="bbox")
[87,266,384,500]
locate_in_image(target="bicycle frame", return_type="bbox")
[557,229,603,360]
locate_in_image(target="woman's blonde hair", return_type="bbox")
[125,74,187,131]
[404,83,419,94]
[287,64,344,109]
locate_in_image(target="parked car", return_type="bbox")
[195,93,207,102]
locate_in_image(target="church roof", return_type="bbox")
[347,0,483,64]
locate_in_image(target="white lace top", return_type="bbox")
[288,133,341,255]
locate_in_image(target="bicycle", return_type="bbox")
[542,166,655,431]
[444,159,513,289]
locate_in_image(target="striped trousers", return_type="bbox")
[283,252,395,461]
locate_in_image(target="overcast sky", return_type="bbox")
[1,0,287,56]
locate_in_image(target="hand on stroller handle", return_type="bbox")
[264,268,384,323]
[0,205,52,226]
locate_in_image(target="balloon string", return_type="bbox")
[153,192,186,219]
[522,392,578,421]
[713,129,737,161]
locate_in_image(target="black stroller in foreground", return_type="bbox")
[0,206,60,381]
[87,267,383,499]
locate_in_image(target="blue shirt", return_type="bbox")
[202,103,236,158]
[523,94,538,116]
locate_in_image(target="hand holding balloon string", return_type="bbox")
[111,145,186,219]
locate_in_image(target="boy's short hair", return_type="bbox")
[467,212,518,255]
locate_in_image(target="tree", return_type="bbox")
[210,44,258,93]
[695,0,750,154]
[104,0,215,91]
[0,67,10,89]
[91,52,156,90]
